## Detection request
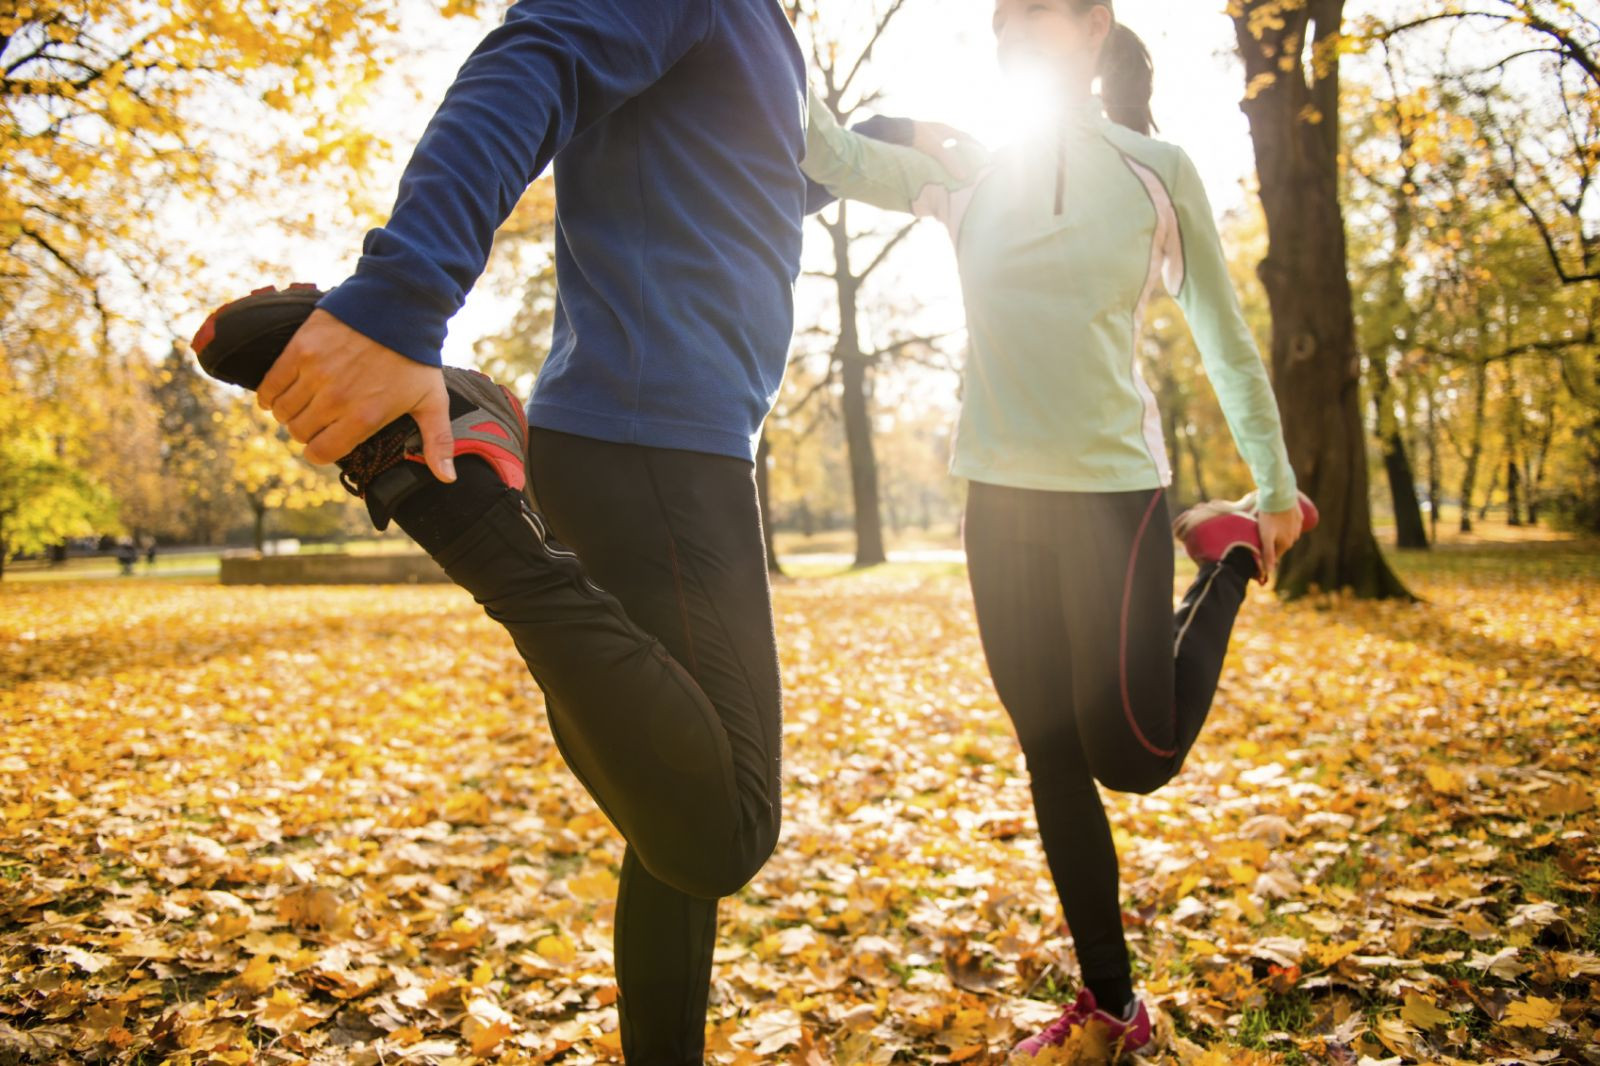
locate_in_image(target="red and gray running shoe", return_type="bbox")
[190,285,532,527]
[1172,489,1320,581]
[1011,988,1154,1062]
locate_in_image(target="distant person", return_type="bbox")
[143,537,158,567]
[802,0,1317,1057]
[116,539,137,577]
[192,1,808,1061]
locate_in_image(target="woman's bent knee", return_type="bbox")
[1092,759,1176,796]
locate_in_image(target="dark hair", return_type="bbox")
[1080,3,1156,135]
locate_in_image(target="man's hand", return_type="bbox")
[910,120,985,181]
[258,310,457,482]
[1257,505,1305,583]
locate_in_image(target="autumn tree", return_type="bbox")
[221,400,343,553]
[0,367,115,577]
[1355,4,1600,532]
[0,1,486,552]
[1371,0,1600,529]
[153,346,238,545]
[1228,0,1410,598]
[1372,1,1599,286]
[790,0,953,569]
[1343,55,1446,549]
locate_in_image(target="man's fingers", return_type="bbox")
[258,337,305,411]
[302,415,368,467]
[411,379,457,483]
[286,396,339,451]
[270,375,317,428]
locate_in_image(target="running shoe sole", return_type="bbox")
[190,284,324,390]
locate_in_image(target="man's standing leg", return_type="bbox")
[527,429,783,1065]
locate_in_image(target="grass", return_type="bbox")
[10,510,1591,587]
[1236,989,1316,1049]
[2,535,423,583]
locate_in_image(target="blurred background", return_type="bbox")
[1,0,1594,581]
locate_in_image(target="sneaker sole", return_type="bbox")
[191,285,324,390]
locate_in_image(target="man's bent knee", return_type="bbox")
[638,815,780,900]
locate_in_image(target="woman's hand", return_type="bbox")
[910,121,985,181]
[1257,505,1305,583]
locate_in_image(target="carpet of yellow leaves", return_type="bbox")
[1,543,1597,1065]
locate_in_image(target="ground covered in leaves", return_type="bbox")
[2,542,1597,1065]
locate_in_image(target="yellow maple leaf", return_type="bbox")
[1535,782,1593,815]
[1401,992,1452,1029]
[536,934,577,965]
[466,1019,513,1056]
[1425,765,1463,795]
[1307,939,1363,967]
[568,868,620,902]
[1501,996,1561,1029]
[235,953,276,994]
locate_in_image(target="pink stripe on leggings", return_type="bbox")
[1119,489,1176,759]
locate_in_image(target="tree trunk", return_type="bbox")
[1528,379,1557,526]
[1164,404,1187,504]
[840,352,887,567]
[1186,433,1210,502]
[1380,431,1428,548]
[757,433,785,577]
[828,199,887,569]
[252,501,268,554]
[1503,361,1523,526]
[1370,147,1428,549]
[1460,360,1488,533]
[1231,0,1409,598]
[1424,382,1440,544]
[1505,457,1523,526]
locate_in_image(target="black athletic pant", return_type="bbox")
[411,429,783,1065]
[963,481,1251,999]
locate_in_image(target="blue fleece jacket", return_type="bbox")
[318,0,808,460]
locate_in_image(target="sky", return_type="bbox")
[252,1,1322,367]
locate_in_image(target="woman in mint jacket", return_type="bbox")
[803,0,1318,1057]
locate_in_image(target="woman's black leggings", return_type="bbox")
[963,481,1251,994]
[412,429,784,1066]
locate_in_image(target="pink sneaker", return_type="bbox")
[1011,988,1154,1061]
[1173,490,1319,581]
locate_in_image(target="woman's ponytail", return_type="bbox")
[1097,21,1156,136]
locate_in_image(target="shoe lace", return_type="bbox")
[1039,1005,1086,1042]
[336,422,415,498]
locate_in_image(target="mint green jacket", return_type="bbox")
[801,92,1299,512]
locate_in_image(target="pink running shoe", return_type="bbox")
[1173,490,1320,582]
[1011,988,1154,1062]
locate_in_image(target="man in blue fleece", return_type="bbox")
[198,2,921,1062]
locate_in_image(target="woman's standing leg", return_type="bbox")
[527,429,784,1066]
[964,483,1133,1011]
